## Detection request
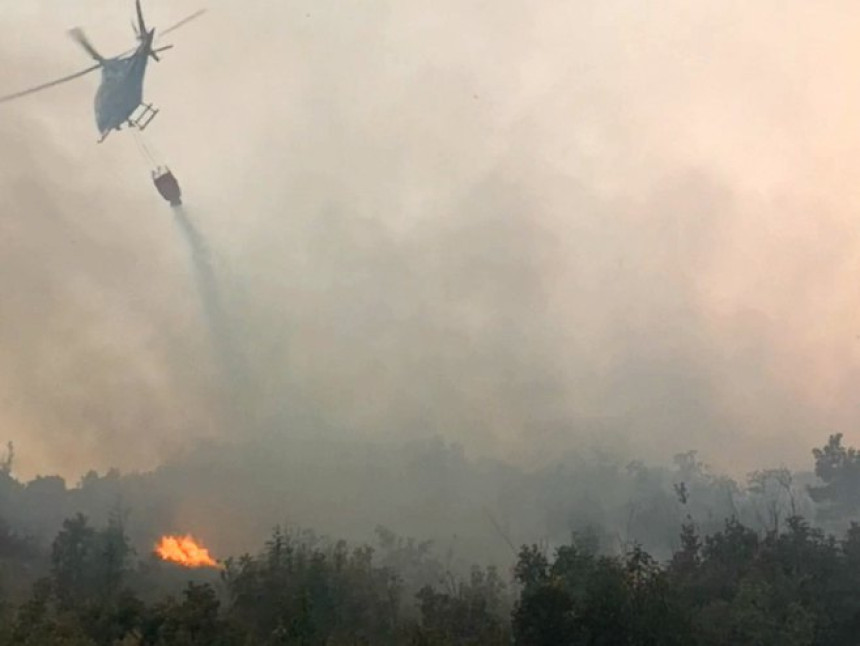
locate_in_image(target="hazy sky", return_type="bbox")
[2,0,860,479]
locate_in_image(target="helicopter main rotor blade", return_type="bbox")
[0,64,100,104]
[69,27,105,62]
[158,9,206,38]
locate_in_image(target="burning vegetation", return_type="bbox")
[155,534,219,568]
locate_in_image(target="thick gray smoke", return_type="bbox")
[2,1,860,497]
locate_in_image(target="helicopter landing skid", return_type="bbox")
[129,103,159,131]
[95,104,159,143]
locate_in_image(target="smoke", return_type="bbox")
[2,0,860,485]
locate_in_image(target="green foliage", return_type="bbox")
[513,536,691,646]
[808,434,860,523]
[671,515,858,646]
[141,583,238,646]
[221,527,405,644]
[414,566,509,645]
[51,512,134,609]
[7,435,860,644]
[3,514,141,646]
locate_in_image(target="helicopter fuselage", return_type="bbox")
[94,37,152,139]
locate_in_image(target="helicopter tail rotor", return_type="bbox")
[146,28,161,62]
[116,6,206,59]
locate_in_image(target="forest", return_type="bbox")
[1,433,860,644]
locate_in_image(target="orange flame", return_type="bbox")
[155,535,219,568]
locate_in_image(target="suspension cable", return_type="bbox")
[131,128,159,167]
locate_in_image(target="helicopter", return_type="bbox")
[0,0,205,143]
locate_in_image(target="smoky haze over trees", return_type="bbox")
[0,436,858,644]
